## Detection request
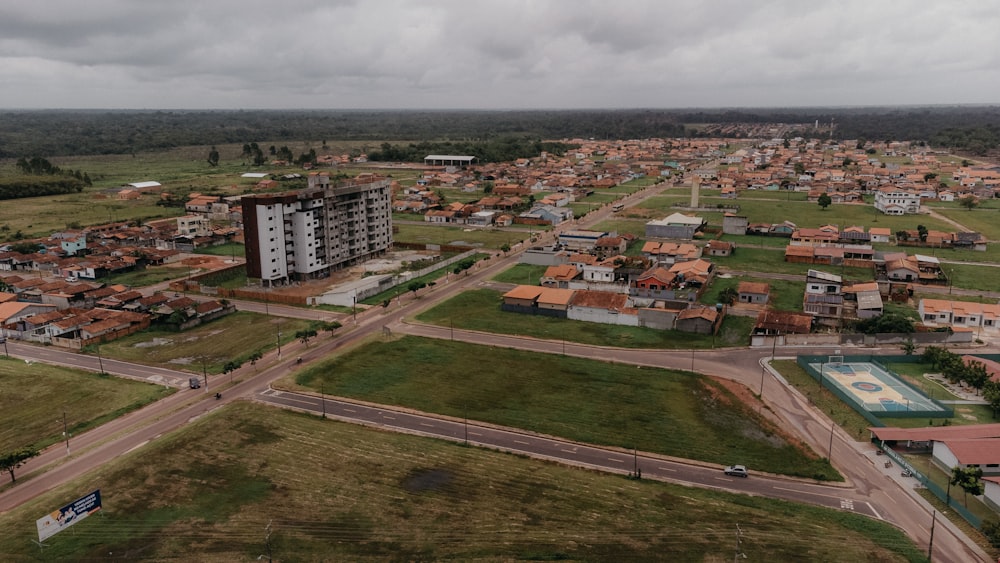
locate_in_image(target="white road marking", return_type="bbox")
[514,440,530,445]
[382,415,395,420]
[840,499,855,510]
[658,466,677,472]
[561,449,576,453]
[343,408,356,412]
[716,477,734,482]
[608,458,625,463]
[772,486,847,502]
[420,422,434,427]
[866,502,883,520]
[469,431,483,437]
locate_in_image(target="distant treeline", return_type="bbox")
[0,175,85,200]
[1,107,1000,158]
[368,138,576,163]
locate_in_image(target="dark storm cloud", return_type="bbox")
[0,0,998,109]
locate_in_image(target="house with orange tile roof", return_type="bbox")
[540,264,580,288]
[737,281,769,305]
[919,299,1000,330]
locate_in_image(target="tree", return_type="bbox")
[407,281,426,295]
[248,350,263,370]
[222,360,242,379]
[923,172,938,183]
[500,243,511,255]
[984,380,1000,418]
[949,466,984,507]
[916,224,928,242]
[793,162,806,175]
[958,195,979,211]
[901,337,916,356]
[964,360,990,394]
[718,287,738,305]
[207,146,220,167]
[982,520,1000,549]
[321,321,342,335]
[817,193,832,210]
[0,448,40,483]
[295,329,318,346]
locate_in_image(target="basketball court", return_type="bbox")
[809,357,947,415]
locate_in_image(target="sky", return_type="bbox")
[2,0,999,110]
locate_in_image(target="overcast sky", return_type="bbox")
[2,0,998,110]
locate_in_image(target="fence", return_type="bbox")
[878,444,982,529]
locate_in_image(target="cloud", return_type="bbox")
[0,0,998,109]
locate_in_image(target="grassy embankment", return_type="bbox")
[0,402,923,561]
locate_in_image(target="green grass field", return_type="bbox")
[393,223,534,249]
[0,357,172,452]
[96,312,318,373]
[290,336,836,479]
[416,288,754,349]
[702,276,806,312]
[0,402,922,561]
[491,263,548,285]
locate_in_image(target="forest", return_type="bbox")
[1,106,999,158]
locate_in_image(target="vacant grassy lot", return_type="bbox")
[292,336,835,480]
[0,403,920,561]
[702,276,806,312]
[394,223,535,249]
[0,357,172,452]
[711,247,875,279]
[417,288,754,349]
[97,312,317,373]
[491,263,548,285]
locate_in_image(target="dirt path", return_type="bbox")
[923,205,972,233]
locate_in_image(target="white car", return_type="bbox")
[724,465,749,478]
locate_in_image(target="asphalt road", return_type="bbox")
[1,182,994,560]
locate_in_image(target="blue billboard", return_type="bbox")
[36,489,102,542]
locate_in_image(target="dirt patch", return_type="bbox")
[400,468,454,493]
[709,375,820,459]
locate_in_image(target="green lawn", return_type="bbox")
[416,288,753,349]
[491,263,548,285]
[702,276,805,312]
[194,242,245,258]
[293,336,836,480]
[394,223,536,249]
[0,402,921,561]
[96,312,318,373]
[0,356,173,452]
[711,247,875,279]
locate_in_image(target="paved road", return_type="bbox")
[0,182,993,560]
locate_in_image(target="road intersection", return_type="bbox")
[1,185,995,560]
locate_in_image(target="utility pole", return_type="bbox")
[733,523,745,562]
[96,343,105,375]
[320,383,326,419]
[927,510,936,562]
[828,422,835,460]
[0,335,8,357]
[264,520,273,563]
[62,410,70,456]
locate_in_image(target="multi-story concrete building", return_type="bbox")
[242,173,393,285]
[874,187,921,215]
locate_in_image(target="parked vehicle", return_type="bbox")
[189,377,201,389]
[724,465,749,478]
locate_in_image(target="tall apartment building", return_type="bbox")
[242,173,393,285]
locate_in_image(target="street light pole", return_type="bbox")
[320,382,326,419]
[828,422,835,460]
[96,343,105,375]
[62,410,70,456]
[0,335,8,357]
